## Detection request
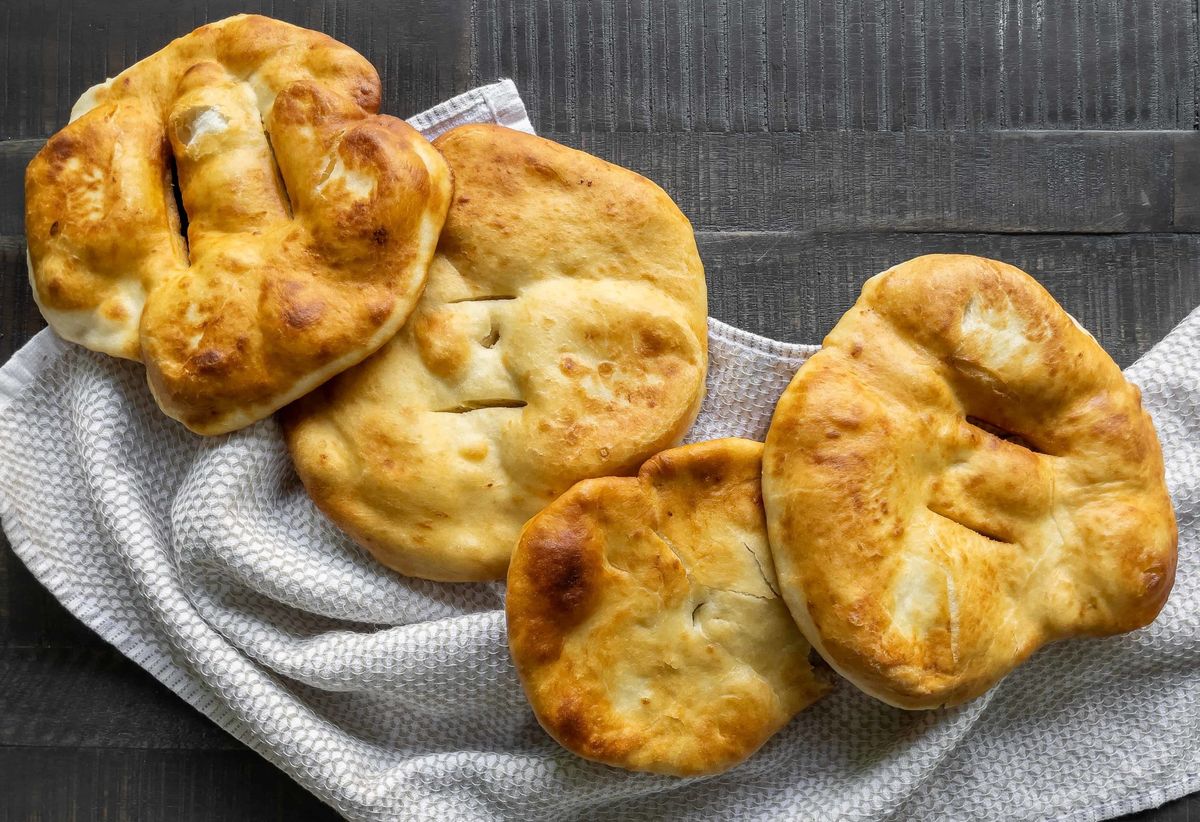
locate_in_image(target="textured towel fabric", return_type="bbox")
[2,81,1198,822]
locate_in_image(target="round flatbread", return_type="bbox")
[25,14,450,434]
[763,254,1177,709]
[507,438,830,775]
[284,124,708,581]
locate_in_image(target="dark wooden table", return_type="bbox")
[1,1,1197,819]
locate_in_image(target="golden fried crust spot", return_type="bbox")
[24,14,451,434]
[283,125,708,581]
[507,439,830,776]
[762,254,1178,710]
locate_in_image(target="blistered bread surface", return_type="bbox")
[763,254,1177,709]
[507,438,829,775]
[284,124,708,581]
[25,14,451,433]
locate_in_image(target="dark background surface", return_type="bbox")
[1,1,1197,819]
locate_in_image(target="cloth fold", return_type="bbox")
[2,80,1197,822]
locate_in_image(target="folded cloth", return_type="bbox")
[2,80,1198,822]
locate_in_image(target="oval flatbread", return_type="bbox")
[25,15,450,433]
[284,124,708,581]
[507,438,830,775]
[763,254,1177,709]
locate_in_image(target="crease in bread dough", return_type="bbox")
[259,129,293,219]
[926,505,1012,545]
[435,399,528,413]
[447,294,518,303]
[944,567,960,665]
[743,540,782,597]
[164,152,190,258]
[964,415,1043,454]
[648,525,772,602]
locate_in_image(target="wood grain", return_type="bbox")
[1126,796,1197,821]
[0,239,41,360]
[0,534,97,650]
[0,646,238,750]
[0,0,1195,138]
[556,130,1195,233]
[473,0,1200,131]
[0,748,340,821]
[3,130,1197,237]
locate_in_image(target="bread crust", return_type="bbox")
[25,14,451,434]
[763,254,1178,709]
[507,438,829,775]
[284,124,708,581]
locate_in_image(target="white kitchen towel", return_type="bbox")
[2,80,1198,822]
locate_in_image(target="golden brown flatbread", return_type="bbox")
[763,254,1177,709]
[284,124,708,581]
[507,438,830,775]
[25,14,450,434]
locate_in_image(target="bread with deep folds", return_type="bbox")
[507,438,830,775]
[25,14,450,434]
[283,124,708,581]
[763,254,1177,709]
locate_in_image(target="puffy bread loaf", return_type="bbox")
[507,438,830,776]
[763,254,1177,710]
[283,124,708,581]
[25,14,450,434]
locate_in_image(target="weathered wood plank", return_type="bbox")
[0,535,101,652]
[0,0,1193,139]
[0,238,42,361]
[1173,135,1200,231]
[3,129,1195,237]
[0,748,340,821]
[0,645,239,750]
[555,130,1191,234]
[1125,795,1197,821]
[697,231,1200,366]
[474,0,1198,131]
